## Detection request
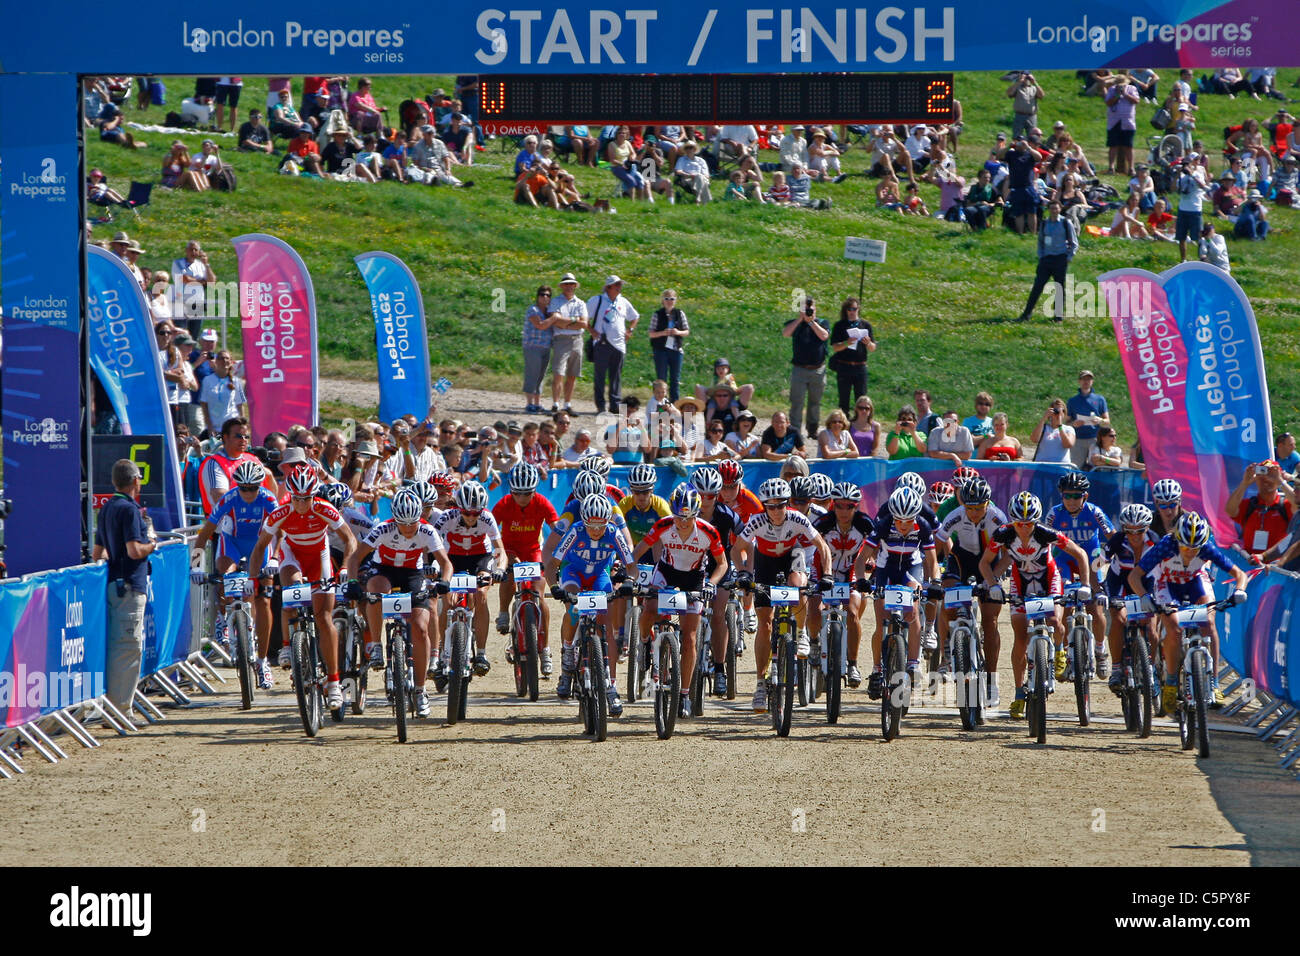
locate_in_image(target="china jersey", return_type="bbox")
[641,516,725,572]
[739,509,819,559]
[362,519,446,569]
[554,523,635,577]
[989,523,1071,577]
[936,504,1007,558]
[492,493,559,557]
[434,508,502,556]
[208,487,279,545]
[262,500,344,554]
[813,511,874,579]
[865,513,936,571]
[329,504,373,555]
[1137,534,1235,586]
[1047,502,1114,578]
[618,494,672,545]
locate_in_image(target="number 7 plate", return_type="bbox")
[1175,605,1209,627]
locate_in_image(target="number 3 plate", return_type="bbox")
[282,584,312,607]
[512,562,541,582]
[576,591,607,614]
[382,593,409,617]
[883,586,914,611]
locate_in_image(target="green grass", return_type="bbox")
[88,71,1300,443]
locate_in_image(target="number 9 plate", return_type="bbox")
[282,584,312,607]
[769,585,799,606]
[576,591,607,614]
[636,564,656,586]
[512,562,541,582]
[882,586,914,611]
[382,593,410,617]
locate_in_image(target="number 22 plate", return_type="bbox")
[512,562,541,582]
[223,574,251,597]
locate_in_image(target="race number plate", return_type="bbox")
[636,564,656,586]
[769,585,799,606]
[882,586,914,611]
[223,573,251,598]
[512,562,541,582]
[381,593,410,617]
[576,591,607,614]
[659,589,688,613]
[1022,597,1054,620]
[826,583,851,603]
[282,584,312,607]
[1175,605,1210,627]
[449,573,478,593]
[1123,595,1149,619]
[944,585,974,609]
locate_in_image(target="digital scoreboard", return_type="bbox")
[478,73,954,126]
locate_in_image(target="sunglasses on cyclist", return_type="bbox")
[764,500,788,509]
[1122,525,1147,534]
[697,491,718,499]
[461,509,482,518]
[833,501,857,509]
[291,494,314,502]
[1012,519,1036,528]
[1156,502,1179,509]
[237,484,261,493]
[1062,492,1084,500]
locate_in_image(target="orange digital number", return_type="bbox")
[926,79,950,115]
[482,80,506,115]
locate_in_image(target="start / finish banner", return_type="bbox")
[2,2,1298,73]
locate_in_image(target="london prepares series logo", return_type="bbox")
[183,19,407,62]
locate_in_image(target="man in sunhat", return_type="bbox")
[109,231,132,260]
[587,275,640,417]
[121,238,147,289]
[548,272,588,416]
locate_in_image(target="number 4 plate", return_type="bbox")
[659,589,688,613]
[382,593,410,617]
[576,591,607,614]
[512,562,541,582]
[282,584,312,607]
[769,585,799,606]
[883,586,914,611]
[449,573,478,593]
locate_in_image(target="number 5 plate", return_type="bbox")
[1175,605,1210,627]
[512,562,541,582]
[944,585,973,608]
[576,591,607,614]
[449,573,478,593]
[1022,597,1054,620]
[769,585,799,606]
[282,584,312,607]
[659,589,688,613]
[382,593,410,617]
[883,586,914,611]
[223,573,251,597]
[635,564,656,586]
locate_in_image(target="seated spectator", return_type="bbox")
[1088,425,1124,469]
[673,140,713,203]
[322,128,376,182]
[725,410,762,459]
[196,139,223,179]
[1233,190,1269,239]
[869,127,915,181]
[1270,155,1298,205]
[702,383,745,435]
[674,396,707,459]
[902,182,929,216]
[95,99,146,149]
[650,124,684,166]
[963,392,995,439]
[550,125,597,167]
[780,125,810,174]
[86,168,129,209]
[301,87,331,131]
[538,420,562,466]
[817,410,859,459]
[646,379,678,427]
[515,158,561,209]
[977,412,1023,460]
[886,405,927,460]
[715,123,759,164]
[442,112,475,165]
[268,88,305,139]
[1052,132,1095,177]
[606,126,651,201]
[807,129,844,181]
[904,124,933,172]
[347,77,388,135]
[1110,191,1152,238]
[875,170,904,210]
[286,125,324,177]
[1210,66,1254,99]
[237,109,274,154]
[787,165,826,208]
[766,171,792,204]
[514,135,541,177]
[410,125,472,187]
[961,167,1002,230]
[637,141,676,202]
[379,129,410,182]
[352,135,385,181]
[697,419,739,461]
[848,397,885,457]
[1213,172,1244,218]
[1199,223,1231,273]
[1129,163,1157,210]
[759,411,806,460]
[927,411,975,464]
[724,170,767,202]
[1147,197,1176,241]
[693,358,755,410]
[780,455,810,484]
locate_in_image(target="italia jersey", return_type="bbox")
[434,509,502,556]
[618,494,672,545]
[492,493,559,556]
[262,500,344,554]
[554,524,635,577]
[208,487,279,545]
[936,504,1007,558]
[989,524,1071,577]
[739,509,819,559]
[361,519,446,569]
[641,516,725,572]
[813,511,874,578]
[865,513,935,571]
[1047,502,1114,577]
[1137,535,1235,586]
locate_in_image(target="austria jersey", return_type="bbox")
[641,516,725,572]
[434,508,502,556]
[208,487,279,546]
[492,493,559,558]
[262,500,344,555]
[814,511,874,579]
[739,509,818,559]
[865,513,935,571]
[362,519,446,569]
[554,524,635,577]
[1047,502,1114,578]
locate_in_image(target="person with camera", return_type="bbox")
[1030,400,1076,464]
[171,240,217,339]
[198,350,247,436]
[1007,71,1044,140]
[93,459,157,718]
[1175,157,1210,263]
[1225,459,1298,557]
[783,296,829,438]
[886,405,928,460]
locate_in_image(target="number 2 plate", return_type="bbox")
[512,562,541,582]
[883,586,914,611]
[944,585,973,609]
[1022,597,1054,620]
[769,585,799,606]
[449,573,478,593]
[282,584,312,607]
[659,589,688,613]
[382,593,410,617]
[576,591,607,614]
[223,574,251,597]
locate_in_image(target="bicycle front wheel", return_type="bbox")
[771,623,795,737]
[882,625,905,742]
[1070,626,1091,726]
[725,602,739,700]
[655,630,682,740]
[446,621,468,725]
[588,629,609,742]
[1030,636,1049,745]
[291,627,322,738]
[1192,650,1211,758]
[231,607,255,711]
[953,626,976,731]
[1132,630,1153,739]
[523,603,540,703]
[824,619,843,725]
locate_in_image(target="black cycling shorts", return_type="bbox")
[450,553,493,575]
[360,563,431,609]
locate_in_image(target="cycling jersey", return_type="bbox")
[1137,535,1235,608]
[208,487,279,547]
[699,503,739,576]
[263,500,344,582]
[329,504,373,556]
[434,508,502,556]
[989,523,1070,599]
[738,509,819,559]
[555,523,635,579]
[553,502,629,539]
[641,516,725,573]
[198,450,275,514]
[724,486,764,525]
[1047,501,1114,579]
[936,504,1007,581]
[936,495,961,523]
[864,513,935,578]
[1103,529,1159,599]
[617,494,671,545]
[813,511,874,579]
[807,503,828,522]
[361,519,446,569]
[492,493,559,560]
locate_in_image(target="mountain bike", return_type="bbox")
[1165,597,1233,759]
[334,584,369,717]
[211,568,256,710]
[869,582,922,742]
[687,602,712,719]
[1015,595,1061,746]
[641,586,702,740]
[819,582,851,725]
[561,589,617,742]
[508,561,544,701]
[284,579,335,737]
[626,564,654,703]
[444,572,485,725]
[722,580,744,701]
[945,580,986,731]
[739,575,816,738]
[1061,582,1094,727]
[366,590,417,742]
[1117,594,1155,738]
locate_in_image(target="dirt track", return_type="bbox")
[4,594,1297,867]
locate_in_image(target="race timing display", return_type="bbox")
[478,72,954,125]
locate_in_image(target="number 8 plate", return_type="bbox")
[282,584,312,607]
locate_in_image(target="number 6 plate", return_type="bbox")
[223,574,251,597]
[282,584,312,607]
[512,562,541,582]
[382,593,410,617]
[769,585,799,606]
[883,586,914,611]
[449,573,478,593]
[576,591,607,614]
[659,589,688,613]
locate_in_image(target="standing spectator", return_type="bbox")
[914,389,942,439]
[648,289,689,402]
[403,420,447,480]
[927,410,975,464]
[1175,159,1210,263]
[784,296,829,437]
[1066,369,1110,468]
[1030,399,1076,464]
[213,76,243,132]
[1016,200,1077,322]
[198,350,247,433]
[562,427,597,464]
[605,397,651,464]
[171,240,216,337]
[963,392,995,439]
[1276,432,1299,477]
[93,459,156,718]
[237,108,273,154]
[156,323,197,429]
[828,296,876,416]
[1199,222,1231,273]
[1103,73,1141,175]
[886,405,927,460]
[1004,134,1041,234]
[1225,460,1297,556]
[587,275,640,416]
[548,273,588,415]
[1007,71,1044,139]
[759,411,806,460]
[347,77,388,135]
[320,430,348,480]
[521,286,556,414]
[849,397,886,457]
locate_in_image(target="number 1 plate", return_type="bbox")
[282,584,312,607]
[449,573,478,593]
[883,586,914,611]
[512,562,541,582]
[1123,595,1149,618]
[944,585,973,608]
[382,593,410,617]
[659,589,688,613]
[576,591,607,614]
[769,585,799,606]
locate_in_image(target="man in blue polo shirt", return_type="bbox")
[92,460,157,715]
[1066,370,1110,468]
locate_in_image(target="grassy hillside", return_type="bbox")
[86,70,1300,442]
